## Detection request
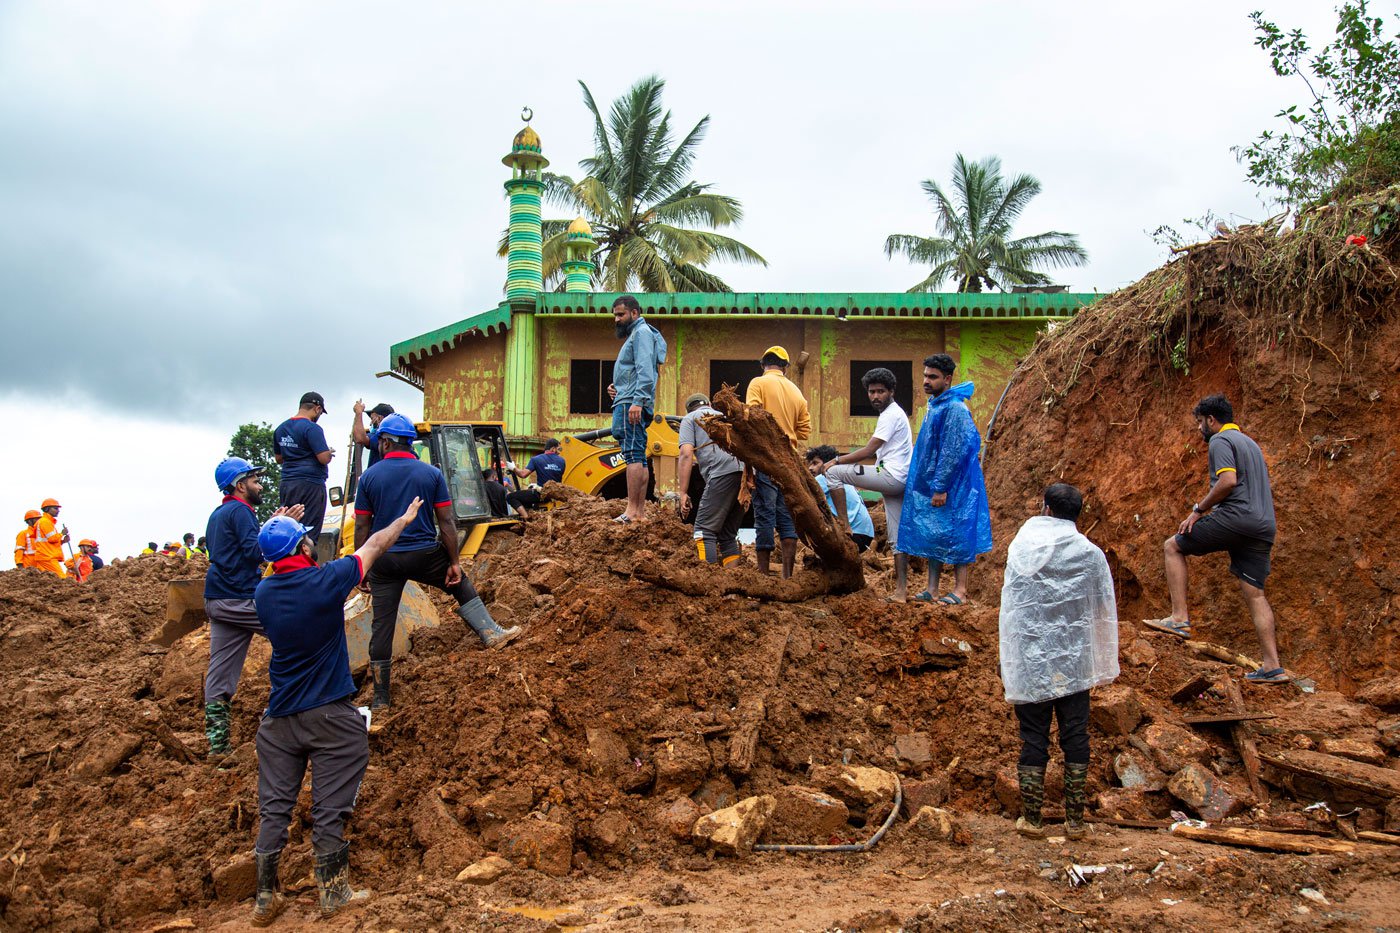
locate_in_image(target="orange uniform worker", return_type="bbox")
[66,540,97,582]
[14,510,40,568]
[32,499,69,577]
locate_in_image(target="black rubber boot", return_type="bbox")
[1016,765,1046,838]
[250,850,286,927]
[1064,762,1090,840]
[204,700,231,757]
[370,660,392,711]
[315,843,369,918]
[457,598,521,650]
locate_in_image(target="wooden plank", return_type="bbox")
[1184,640,1261,671]
[1357,831,1400,847]
[1219,677,1269,804]
[1182,712,1278,724]
[1258,749,1400,800]
[1170,672,1215,704]
[1170,823,1357,855]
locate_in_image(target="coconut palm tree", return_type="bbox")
[499,76,766,292]
[885,154,1088,292]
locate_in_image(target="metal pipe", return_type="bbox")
[753,778,902,854]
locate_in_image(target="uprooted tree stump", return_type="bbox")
[636,385,864,598]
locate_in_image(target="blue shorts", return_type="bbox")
[611,403,652,465]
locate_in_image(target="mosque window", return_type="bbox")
[849,361,914,417]
[708,360,756,403]
[569,359,616,414]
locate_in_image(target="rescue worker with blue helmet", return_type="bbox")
[202,457,304,758]
[248,497,421,924]
[354,413,521,710]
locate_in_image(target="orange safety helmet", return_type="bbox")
[79,539,98,548]
[41,498,61,508]
[24,509,41,521]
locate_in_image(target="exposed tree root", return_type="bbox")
[634,555,836,602]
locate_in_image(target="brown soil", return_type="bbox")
[2,491,1398,931]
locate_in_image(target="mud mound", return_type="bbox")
[2,494,1398,930]
[984,187,1400,692]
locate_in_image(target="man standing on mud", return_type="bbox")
[746,346,811,578]
[355,414,521,712]
[203,457,304,757]
[606,295,666,524]
[999,483,1118,840]
[274,391,335,543]
[31,499,69,578]
[897,354,992,604]
[677,392,746,566]
[1149,394,1287,683]
[249,498,422,923]
[821,367,913,599]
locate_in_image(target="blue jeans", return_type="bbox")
[611,402,653,465]
[753,472,796,551]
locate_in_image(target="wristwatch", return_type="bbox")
[1192,503,1203,514]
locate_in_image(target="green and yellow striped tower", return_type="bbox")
[562,216,597,293]
[502,109,548,307]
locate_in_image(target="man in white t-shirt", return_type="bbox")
[822,367,915,600]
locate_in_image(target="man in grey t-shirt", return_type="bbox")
[1149,394,1286,683]
[677,393,746,566]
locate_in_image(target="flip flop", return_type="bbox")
[937,593,965,606]
[883,595,908,604]
[911,590,935,603]
[611,514,632,524]
[1244,667,1290,684]
[1143,617,1191,638]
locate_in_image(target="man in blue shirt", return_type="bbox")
[202,457,305,758]
[351,400,395,469]
[273,391,335,543]
[506,438,565,516]
[354,414,521,711]
[606,295,666,523]
[248,497,420,923]
[808,446,875,552]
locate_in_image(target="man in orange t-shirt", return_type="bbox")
[32,499,69,577]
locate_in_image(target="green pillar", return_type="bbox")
[562,216,596,293]
[500,109,549,434]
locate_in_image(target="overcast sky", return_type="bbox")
[1,0,1341,559]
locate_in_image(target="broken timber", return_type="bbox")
[1219,676,1268,804]
[1170,823,1357,855]
[1169,672,1214,704]
[1259,749,1400,801]
[727,625,792,775]
[1181,713,1277,725]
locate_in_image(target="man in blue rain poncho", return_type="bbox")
[897,353,993,604]
[999,483,1118,841]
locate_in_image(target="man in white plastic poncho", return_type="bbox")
[999,483,1119,840]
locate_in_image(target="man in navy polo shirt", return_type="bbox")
[202,456,304,758]
[355,413,522,710]
[249,497,421,923]
[273,391,335,543]
[351,399,395,469]
[507,437,565,516]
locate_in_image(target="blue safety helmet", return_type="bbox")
[258,516,311,561]
[215,457,264,493]
[377,413,418,441]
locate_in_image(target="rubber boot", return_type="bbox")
[370,660,392,711]
[779,538,798,579]
[204,700,231,757]
[314,843,369,919]
[1064,762,1090,840]
[1015,765,1046,838]
[756,550,772,574]
[457,597,521,650]
[250,850,286,927]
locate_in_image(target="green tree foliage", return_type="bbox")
[500,76,767,292]
[227,422,280,523]
[1237,2,1400,208]
[885,154,1088,293]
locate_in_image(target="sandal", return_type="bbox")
[1244,667,1290,684]
[611,514,632,524]
[911,590,935,603]
[1144,617,1191,638]
[937,593,965,606]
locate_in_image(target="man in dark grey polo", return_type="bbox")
[676,392,746,566]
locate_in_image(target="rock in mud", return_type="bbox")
[211,852,256,901]
[1095,787,1167,821]
[585,810,637,854]
[1114,749,1168,791]
[1140,722,1213,774]
[1356,676,1400,711]
[471,785,534,846]
[73,732,144,779]
[692,795,776,855]
[496,818,574,876]
[1122,638,1158,668]
[893,732,934,769]
[1318,737,1386,766]
[653,734,712,796]
[900,774,951,818]
[808,764,899,808]
[1168,763,1247,820]
[908,806,966,843]
[456,855,512,885]
[660,797,704,839]
[763,786,850,844]
[1090,685,1144,736]
[527,558,573,595]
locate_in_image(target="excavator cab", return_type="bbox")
[421,421,524,557]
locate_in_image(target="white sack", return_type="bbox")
[999,516,1119,704]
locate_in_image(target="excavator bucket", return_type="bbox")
[342,581,439,673]
[154,578,208,647]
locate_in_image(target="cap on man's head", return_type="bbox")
[761,346,790,364]
[369,403,395,418]
[684,392,710,411]
[300,391,328,413]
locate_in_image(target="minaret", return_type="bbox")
[562,217,597,293]
[502,108,548,307]
[501,108,548,436]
